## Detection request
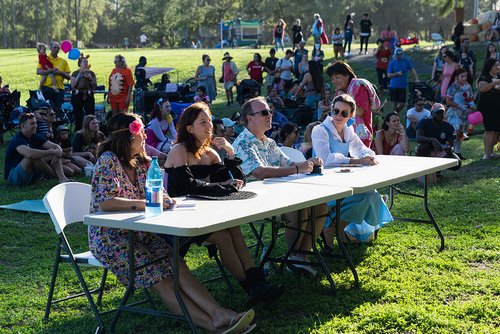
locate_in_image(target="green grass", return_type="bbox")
[1,44,499,334]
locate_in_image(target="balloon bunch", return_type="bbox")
[60,39,81,60]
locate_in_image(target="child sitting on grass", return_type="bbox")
[194,85,210,105]
[36,43,59,93]
[53,124,91,172]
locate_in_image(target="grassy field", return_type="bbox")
[0,43,499,334]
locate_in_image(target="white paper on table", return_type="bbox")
[172,199,196,210]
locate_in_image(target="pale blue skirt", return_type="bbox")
[325,190,393,242]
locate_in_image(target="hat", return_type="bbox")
[222,52,233,60]
[56,124,70,133]
[221,117,236,127]
[431,103,446,113]
[394,48,403,55]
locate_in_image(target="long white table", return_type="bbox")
[265,155,458,251]
[84,180,352,333]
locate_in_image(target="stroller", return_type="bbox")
[407,81,436,110]
[236,79,261,106]
[0,90,21,142]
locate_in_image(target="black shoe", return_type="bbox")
[247,282,284,305]
[456,153,467,160]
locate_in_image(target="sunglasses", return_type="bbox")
[332,108,350,118]
[249,109,273,117]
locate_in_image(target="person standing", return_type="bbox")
[476,58,500,160]
[380,24,396,50]
[134,56,151,92]
[264,49,279,93]
[246,53,264,84]
[387,48,419,113]
[311,14,324,45]
[221,52,239,107]
[343,15,356,56]
[292,19,303,51]
[359,13,372,55]
[373,38,391,92]
[273,19,286,52]
[276,50,294,93]
[108,55,134,115]
[71,55,97,131]
[332,28,344,60]
[36,41,70,114]
[440,50,460,103]
[451,21,464,51]
[293,41,307,78]
[195,54,217,102]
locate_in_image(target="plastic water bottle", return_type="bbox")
[145,156,163,217]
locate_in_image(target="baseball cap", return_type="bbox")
[56,124,70,133]
[431,103,446,113]
[221,118,236,127]
[394,48,403,55]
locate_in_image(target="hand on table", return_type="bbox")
[221,179,244,190]
[164,196,176,210]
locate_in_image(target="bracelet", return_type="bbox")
[295,165,299,174]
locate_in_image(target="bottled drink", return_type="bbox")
[145,156,163,217]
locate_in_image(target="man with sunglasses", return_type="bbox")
[233,97,327,276]
[36,41,70,114]
[405,98,431,138]
[4,112,71,186]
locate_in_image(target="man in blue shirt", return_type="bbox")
[4,112,70,185]
[387,47,419,113]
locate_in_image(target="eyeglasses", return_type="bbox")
[332,108,350,118]
[249,109,273,117]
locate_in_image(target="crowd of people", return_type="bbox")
[1,16,500,332]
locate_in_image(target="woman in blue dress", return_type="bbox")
[311,94,393,245]
[195,54,217,101]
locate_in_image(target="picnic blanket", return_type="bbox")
[0,199,48,214]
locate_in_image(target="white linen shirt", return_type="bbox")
[311,116,375,166]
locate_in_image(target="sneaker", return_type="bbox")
[247,281,284,305]
[285,256,317,277]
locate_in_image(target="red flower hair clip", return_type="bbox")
[129,119,144,135]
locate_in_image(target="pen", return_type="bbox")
[228,171,235,180]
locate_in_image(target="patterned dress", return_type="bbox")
[89,151,173,289]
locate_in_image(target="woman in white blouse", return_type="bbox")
[311,94,393,245]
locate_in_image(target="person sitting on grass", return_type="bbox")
[194,85,210,105]
[89,112,256,333]
[4,112,71,185]
[145,98,177,154]
[53,124,92,170]
[374,112,409,156]
[72,114,106,164]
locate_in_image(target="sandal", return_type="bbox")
[222,309,255,334]
[239,323,257,334]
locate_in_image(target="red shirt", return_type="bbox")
[375,48,392,70]
[247,61,263,82]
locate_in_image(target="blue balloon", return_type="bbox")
[68,48,81,60]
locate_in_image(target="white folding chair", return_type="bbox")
[279,146,306,163]
[43,182,108,329]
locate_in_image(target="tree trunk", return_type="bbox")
[10,0,15,48]
[35,2,40,42]
[45,0,49,42]
[1,0,8,48]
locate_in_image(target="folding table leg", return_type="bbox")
[172,236,199,333]
[423,176,445,251]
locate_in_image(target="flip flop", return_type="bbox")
[221,309,255,334]
[239,323,257,334]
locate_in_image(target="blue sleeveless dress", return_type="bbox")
[318,124,393,242]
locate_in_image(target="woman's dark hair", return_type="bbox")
[176,102,212,158]
[253,53,262,62]
[279,122,298,143]
[484,43,497,64]
[447,67,468,92]
[437,46,447,60]
[151,98,169,121]
[444,50,455,62]
[344,15,351,30]
[161,73,170,83]
[98,113,149,168]
[382,112,399,131]
[479,58,499,79]
[326,60,356,82]
[332,94,356,115]
[77,115,104,148]
[334,27,340,34]
[308,60,324,94]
